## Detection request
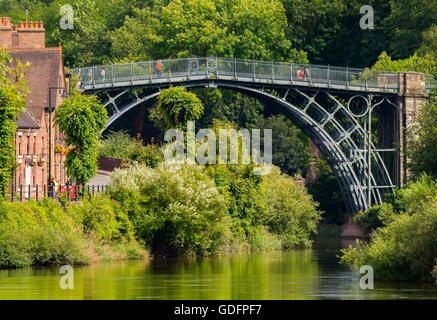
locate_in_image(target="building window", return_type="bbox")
[41,168,45,186]
[18,136,22,155]
[26,135,30,155]
[32,166,35,187]
[33,136,36,155]
[41,136,44,155]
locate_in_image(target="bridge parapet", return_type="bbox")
[70,57,432,94]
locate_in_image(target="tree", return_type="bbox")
[384,0,437,59]
[371,51,436,74]
[306,155,346,225]
[256,114,310,176]
[408,91,437,179]
[111,0,307,62]
[54,94,107,184]
[416,25,437,63]
[157,86,204,129]
[0,50,28,186]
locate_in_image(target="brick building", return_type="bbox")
[0,17,69,195]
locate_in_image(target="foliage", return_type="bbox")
[408,92,437,178]
[260,166,321,248]
[68,194,135,242]
[107,163,232,255]
[384,0,437,59]
[157,86,204,129]
[205,162,265,238]
[0,49,28,185]
[54,93,108,184]
[306,155,346,225]
[0,196,145,268]
[416,25,437,63]
[371,51,436,74]
[355,175,437,233]
[111,0,307,62]
[341,175,437,281]
[100,131,163,167]
[340,198,437,282]
[257,114,310,176]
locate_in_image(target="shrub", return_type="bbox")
[260,166,321,248]
[108,163,232,255]
[0,197,142,268]
[340,188,437,282]
[355,174,437,233]
[68,194,135,242]
[100,131,163,167]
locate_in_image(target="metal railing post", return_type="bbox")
[234,58,237,78]
[20,185,22,202]
[130,63,134,84]
[346,66,349,88]
[327,65,331,87]
[111,65,114,86]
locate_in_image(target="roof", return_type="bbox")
[15,110,41,129]
[9,48,64,123]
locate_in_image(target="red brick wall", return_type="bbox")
[17,29,45,48]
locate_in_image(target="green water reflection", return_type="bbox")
[0,248,436,299]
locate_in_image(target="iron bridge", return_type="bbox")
[71,57,437,213]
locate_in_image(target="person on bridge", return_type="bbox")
[156,60,163,77]
[101,67,106,82]
[297,68,303,80]
[304,67,311,81]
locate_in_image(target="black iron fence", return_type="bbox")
[0,184,108,202]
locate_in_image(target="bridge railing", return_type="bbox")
[72,57,435,92]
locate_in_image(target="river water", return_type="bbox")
[0,245,436,300]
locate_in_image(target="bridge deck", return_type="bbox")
[72,57,436,93]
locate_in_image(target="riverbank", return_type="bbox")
[340,176,437,283]
[0,160,323,268]
[0,196,148,269]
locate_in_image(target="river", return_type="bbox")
[0,244,436,300]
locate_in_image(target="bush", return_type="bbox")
[260,166,321,248]
[355,175,437,233]
[0,224,89,268]
[205,163,266,239]
[68,194,135,242]
[100,131,163,167]
[0,197,144,268]
[340,178,437,282]
[108,163,232,255]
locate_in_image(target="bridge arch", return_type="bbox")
[94,81,397,213]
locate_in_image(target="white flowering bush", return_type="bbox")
[108,163,231,255]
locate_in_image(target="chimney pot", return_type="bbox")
[39,21,43,29]
[34,21,38,29]
[13,24,18,32]
[29,21,33,28]
[19,21,24,28]
[24,21,28,28]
